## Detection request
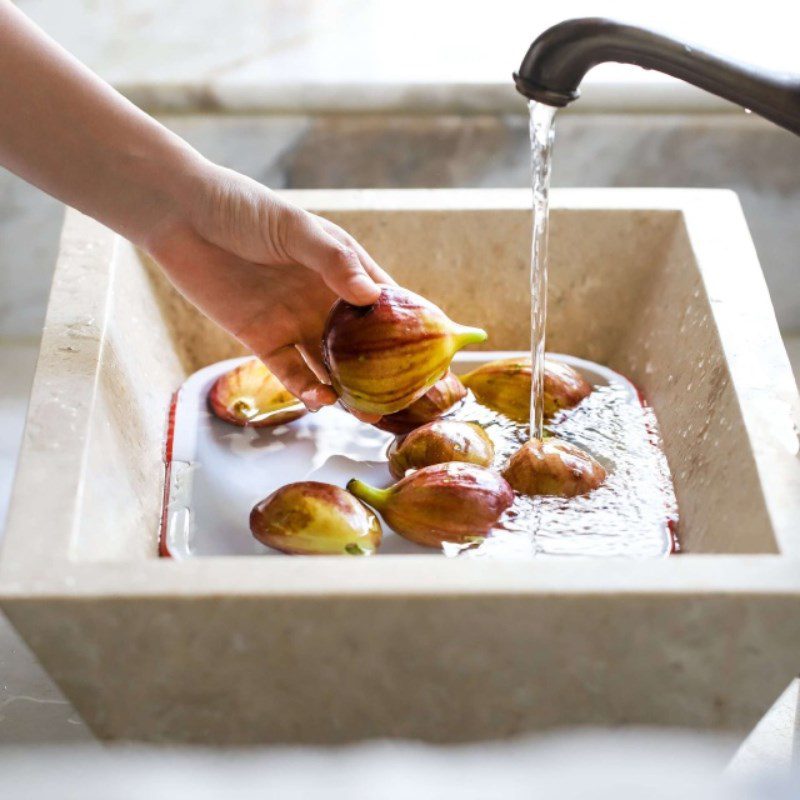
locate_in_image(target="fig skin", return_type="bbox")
[503,438,606,497]
[388,420,494,479]
[208,359,307,427]
[323,286,487,416]
[250,482,382,555]
[543,360,593,416]
[374,371,466,435]
[348,463,513,548]
[460,356,591,422]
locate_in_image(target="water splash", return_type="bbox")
[447,385,678,559]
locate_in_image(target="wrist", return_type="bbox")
[120,127,212,254]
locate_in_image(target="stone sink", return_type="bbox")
[1,188,799,744]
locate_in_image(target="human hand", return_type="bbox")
[0,4,394,416]
[145,163,394,418]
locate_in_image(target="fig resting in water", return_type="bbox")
[323,286,487,416]
[208,359,307,427]
[388,420,494,479]
[503,438,606,497]
[374,371,467,435]
[250,481,382,555]
[348,463,513,548]
[460,356,592,422]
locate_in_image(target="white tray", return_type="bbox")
[162,352,673,559]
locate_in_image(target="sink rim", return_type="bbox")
[1,187,798,602]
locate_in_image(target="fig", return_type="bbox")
[502,438,606,497]
[460,356,591,422]
[323,286,487,415]
[543,360,593,417]
[208,359,306,427]
[250,481,381,555]
[374,371,467,435]
[388,420,494,479]
[348,463,513,548]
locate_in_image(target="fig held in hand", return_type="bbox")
[374,371,466,434]
[323,286,487,415]
[348,463,513,548]
[250,481,382,555]
[208,358,306,427]
[503,438,606,497]
[388,420,494,479]
[461,356,591,422]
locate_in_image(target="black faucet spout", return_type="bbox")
[514,18,800,137]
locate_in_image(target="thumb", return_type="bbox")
[285,211,381,306]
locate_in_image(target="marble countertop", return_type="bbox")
[17,0,800,114]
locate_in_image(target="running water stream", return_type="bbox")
[528,100,557,440]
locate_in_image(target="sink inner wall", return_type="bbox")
[72,204,777,561]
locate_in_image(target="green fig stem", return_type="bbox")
[454,326,488,349]
[347,478,392,510]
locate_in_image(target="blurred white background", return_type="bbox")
[0,0,799,791]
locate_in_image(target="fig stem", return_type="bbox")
[347,479,391,510]
[454,326,488,348]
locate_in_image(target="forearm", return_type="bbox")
[0,1,204,246]
[0,1,390,409]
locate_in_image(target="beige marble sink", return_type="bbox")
[1,188,799,744]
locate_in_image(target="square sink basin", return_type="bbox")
[1,189,798,744]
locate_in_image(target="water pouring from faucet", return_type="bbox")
[516,17,800,441]
[527,101,556,440]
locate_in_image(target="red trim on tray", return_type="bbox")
[158,391,179,559]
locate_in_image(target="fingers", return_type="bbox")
[297,341,329,383]
[285,211,380,306]
[295,342,380,423]
[259,344,337,412]
[317,217,397,287]
[363,260,396,287]
[266,344,380,423]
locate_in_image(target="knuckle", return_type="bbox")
[274,206,308,259]
[329,243,359,271]
[335,226,357,246]
[284,205,308,230]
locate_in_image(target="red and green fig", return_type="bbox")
[543,360,593,416]
[503,438,606,497]
[323,286,487,416]
[374,371,467,435]
[348,463,513,548]
[208,359,306,427]
[250,481,382,555]
[388,420,494,479]
[460,356,591,422]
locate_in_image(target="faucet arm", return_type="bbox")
[514,18,800,136]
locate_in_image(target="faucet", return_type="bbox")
[513,18,800,136]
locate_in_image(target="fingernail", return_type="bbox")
[302,386,336,411]
[301,390,321,412]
